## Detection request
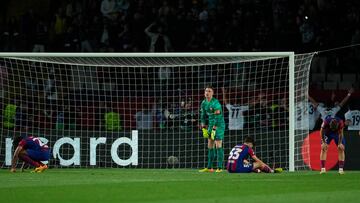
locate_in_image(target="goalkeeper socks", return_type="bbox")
[207,148,216,169]
[339,160,344,169]
[19,154,41,167]
[320,160,326,169]
[216,148,224,169]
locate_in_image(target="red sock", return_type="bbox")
[261,165,272,173]
[19,154,40,167]
[339,161,344,169]
[320,160,326,168]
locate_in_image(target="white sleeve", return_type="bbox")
[317,106,325,116]
[333,106,341,114]
[241,106,249,111]
[344,111,351,120]
[226,104,232,111]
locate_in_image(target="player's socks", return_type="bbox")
[19,154,40,167]
[216,148,224,169]
[320,160,326,169]
[338,160,345,174]
[261,165,272,173]
[253,168,261,173]
[339,160,344,169]
[207,148,216,169]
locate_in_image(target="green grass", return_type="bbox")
[1,169,359,203]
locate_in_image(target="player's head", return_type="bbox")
[12,134,25,147]
[204,86,214,99]
[329,118,339,131]
[243,136,255,148]
[13,135,23,148]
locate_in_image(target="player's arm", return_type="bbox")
[199,101,209,138]
[11,145,23,172]
[344,111,352,126]
[251,154,265,166]
[338,88,353,108]
[212,101,223,129]
[308,95,319,108]
[144,22,156,37]
[199,101,206,127]
[221,87,229,105]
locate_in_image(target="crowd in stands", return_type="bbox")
[0,0,359,55]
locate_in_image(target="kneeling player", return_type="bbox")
[11,134,50,173]
[227,136,281,173]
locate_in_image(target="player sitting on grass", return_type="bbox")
[320,116,345,175]
[227,136,282,173]
[11,134,50,173]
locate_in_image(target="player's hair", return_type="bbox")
[205,85,214,91]
[12,136,23,147]
[244,136,255,146]
[12,132,26,147]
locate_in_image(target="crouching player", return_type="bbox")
[227,136,282,173]
[11,134,50,173]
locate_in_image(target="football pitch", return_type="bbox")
[1,169,359,203]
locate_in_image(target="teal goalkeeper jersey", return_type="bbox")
[200,97,225,129]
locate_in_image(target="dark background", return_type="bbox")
[1,0,359,92]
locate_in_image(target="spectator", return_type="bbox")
[2,17,20,51]
[145,22,173,52]
[245,92,271,129]
[32,19,48,52]
[299,16,315,51]
[158,67,171,85]
[135,105,153,130]
[309,88,354,121]
[117,0,130,13]
[3,101,17,129]
[101,0,117,20]
[104,106,122,131]
[55,106,65,130]
[222,87,249,130]
[178,98,197,130]
[271,96,289,129]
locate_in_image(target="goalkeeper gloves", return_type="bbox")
[202,128,209,138]
[210,129,216,140]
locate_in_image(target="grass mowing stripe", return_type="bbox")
[0,169,359,203]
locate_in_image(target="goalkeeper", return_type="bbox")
[199,86,226,173]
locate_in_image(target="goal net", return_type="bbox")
[0,52,315,171]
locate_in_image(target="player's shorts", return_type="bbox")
[322,133,346,146]
[227,161,253,173]
[27,149,50,161]
[208,126,225,140]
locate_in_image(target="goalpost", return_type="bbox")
[0,52,315,171]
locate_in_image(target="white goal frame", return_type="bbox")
[0,52,296,171]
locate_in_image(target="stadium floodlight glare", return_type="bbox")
[0,52,315,171]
